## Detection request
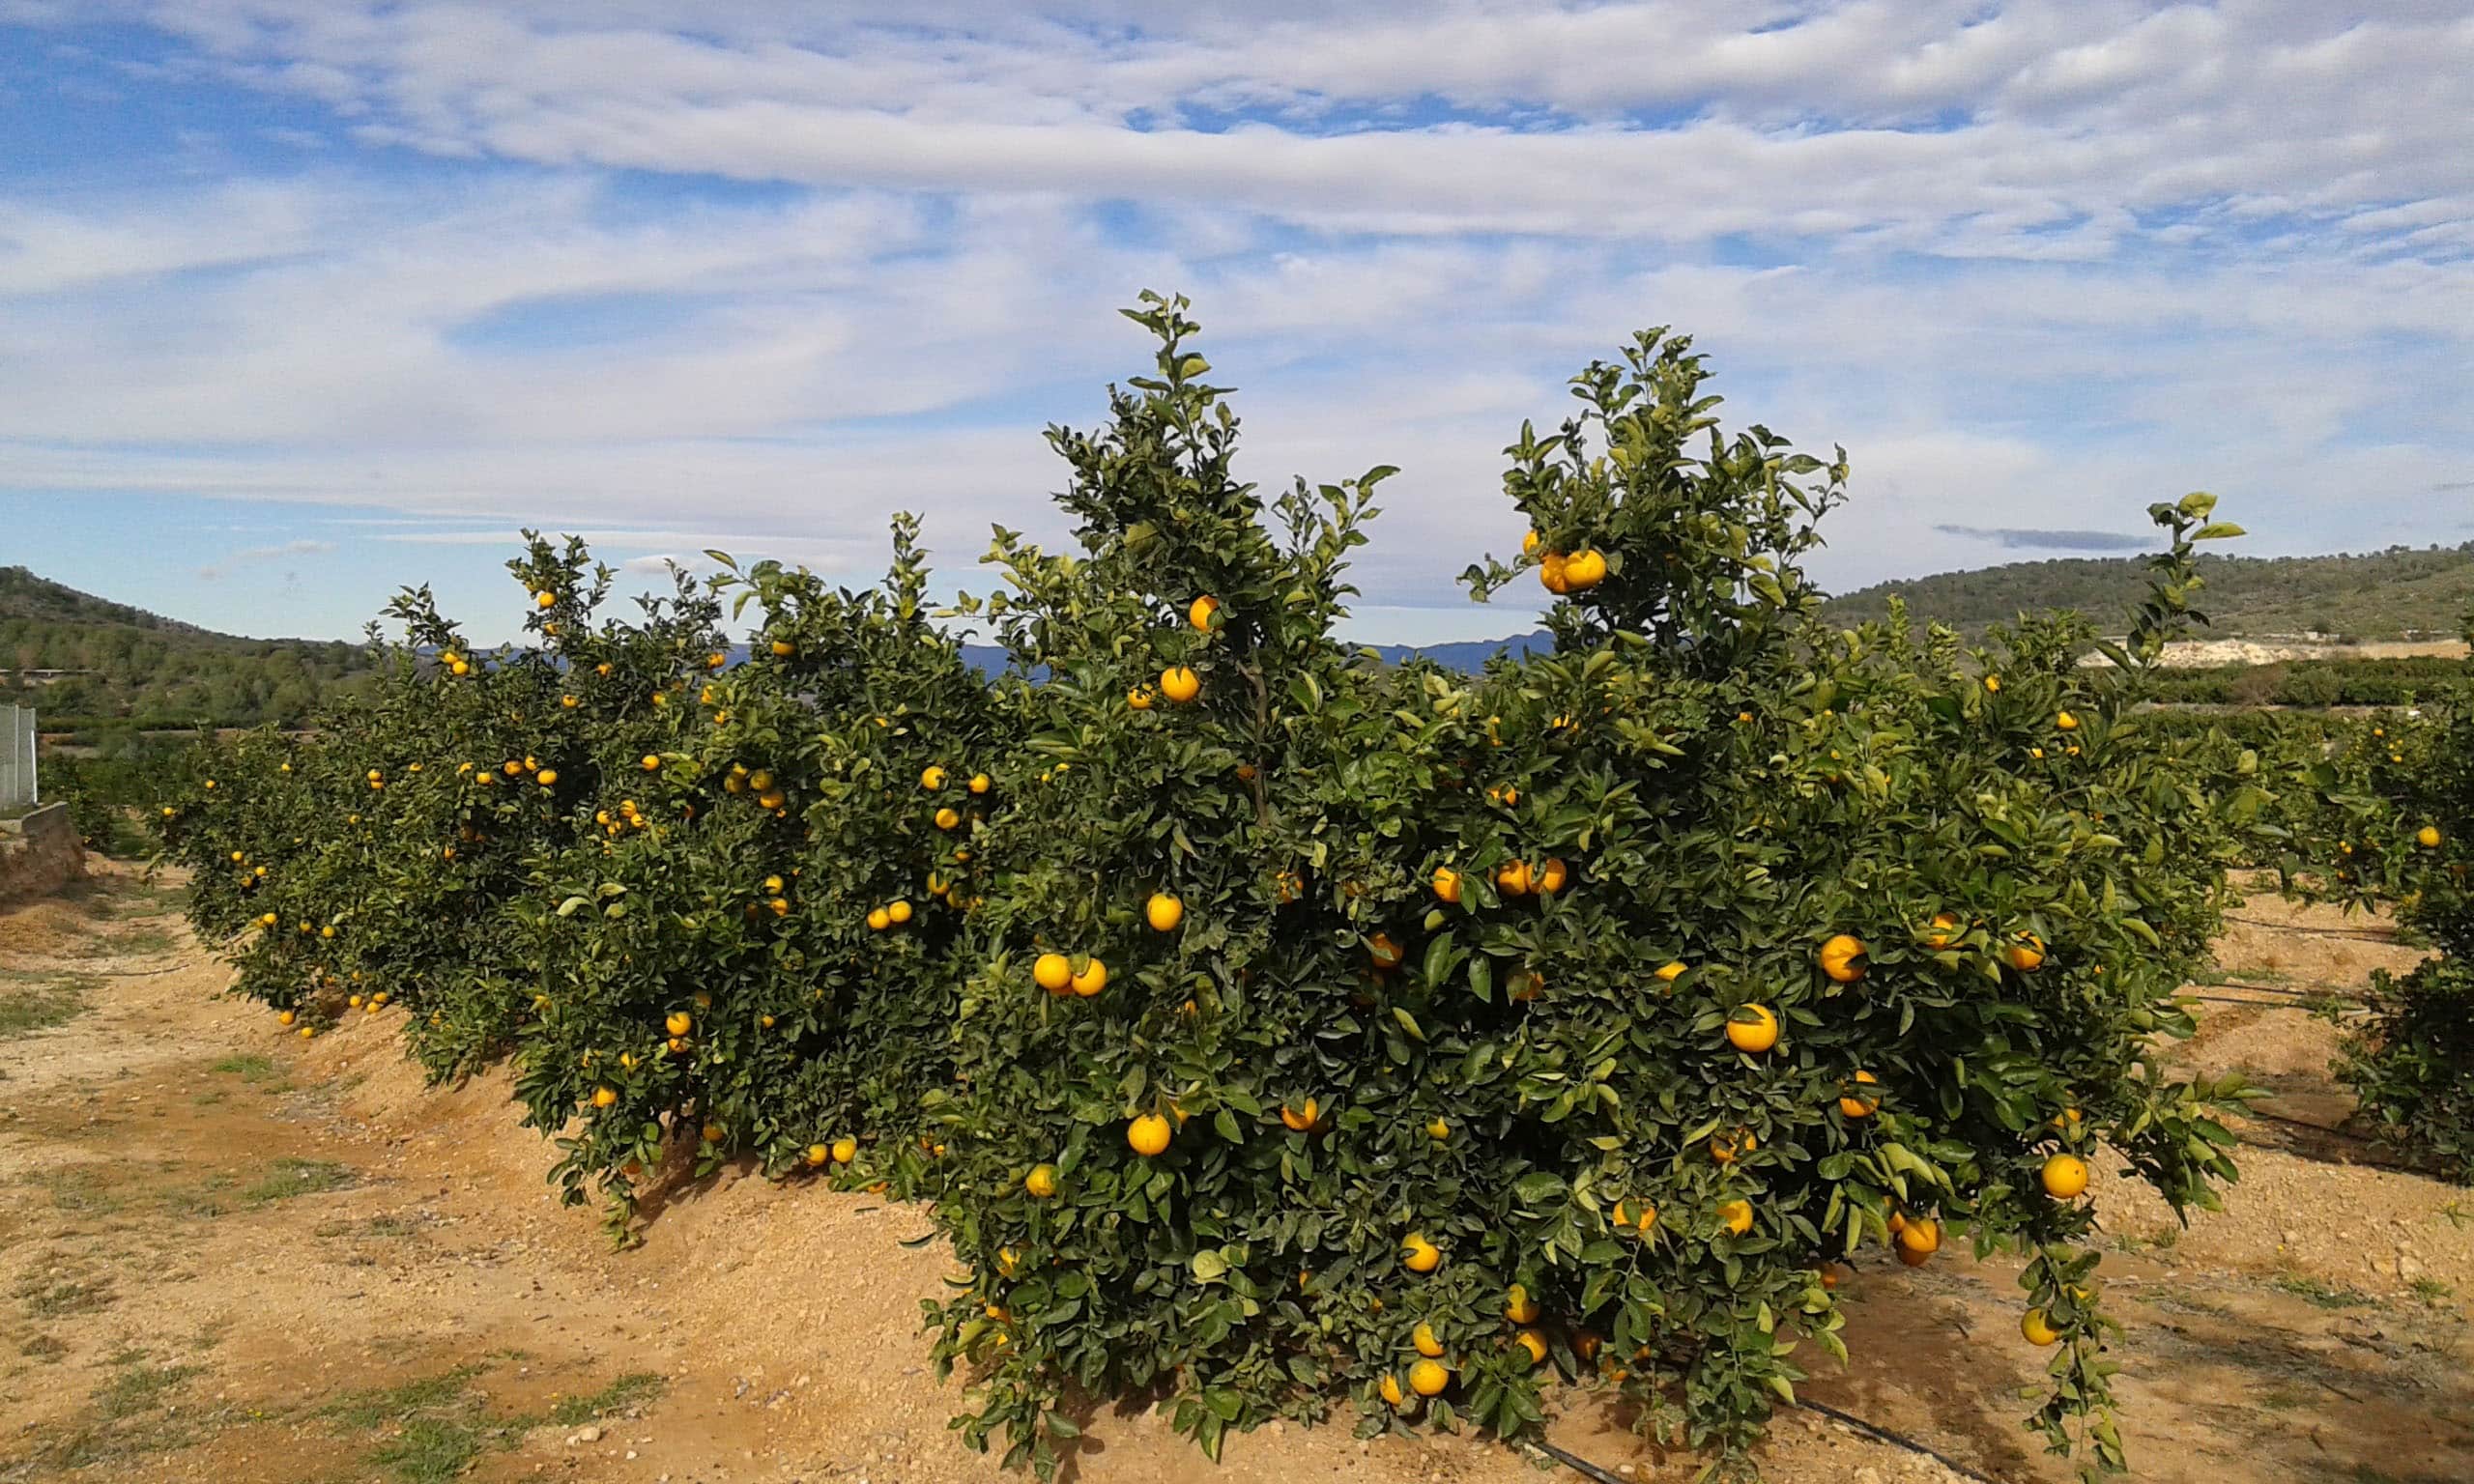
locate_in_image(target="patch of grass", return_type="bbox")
[26,1353,213,1471]
[111,926,180,956]
[240,1157,355,1205]
[0,976,89,1039]
[34,1165,129,1215]
[210,1051,279,1080]
[317,1212,424,1241]
[96,1361,203,1422]
[163,1171,239,1220]
[369,1416,488,1483]
[2273,1272,2378,1309]
[2409,1277,2455,1306]
[322,1363,541,1484]
[20,1332,69,1362]
[14,1271,116,1318]
[547,1370,667,1425]
[322,1364,490,1432]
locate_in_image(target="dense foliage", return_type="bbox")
[156,299,2268,1481]
[2141,655,2465,708]
[2274,633,2474,1177]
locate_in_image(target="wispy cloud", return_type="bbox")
[198,537,335,580]
[1932,526,2153,553]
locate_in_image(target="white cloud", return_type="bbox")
[1,2,2469,644]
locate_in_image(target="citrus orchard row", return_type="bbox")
[160,297,2264,1480]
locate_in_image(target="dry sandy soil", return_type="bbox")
[3,864,2471,1484]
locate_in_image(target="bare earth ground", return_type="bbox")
[3,866,2471,1484]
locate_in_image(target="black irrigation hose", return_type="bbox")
[2181,994,2363,1012]
[1528,1439,1626,1484]
[2222,915,2402,942]
[1528,1400,2003,1484]
[1798,1399,2004,1484]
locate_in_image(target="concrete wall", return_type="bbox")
[0,802,84,905]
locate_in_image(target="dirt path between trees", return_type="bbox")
[3,866,2470,1484]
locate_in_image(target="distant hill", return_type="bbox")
[1824,543,2474,641]
[0,566,375,730]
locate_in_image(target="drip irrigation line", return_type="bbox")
[2196,979,2355,999]
[2244,1107,2383,1146]
[2222,915,2402,942]
[1798,1399,2004,1484]
[1527,1439,1626,1484]
[2182,994,2363,1013]
[1526,1401,2001,1484]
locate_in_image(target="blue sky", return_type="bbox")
[3,1,2470,645]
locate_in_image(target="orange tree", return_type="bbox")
[508,518,1006,1227]
[156,297,2268,1482]
[917,299,2256,1478]
[2322,622,2471,1174]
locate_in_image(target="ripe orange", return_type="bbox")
[1367,932,1403,969]
[1839,1070,1880,1119]
[1514,1328,1548,1365]
[1070,956,1108,997]
[867,907,891,931]
[1023,1163,1057,1198]
[968,773,991,794]
[1128,1114,1172,1156]
[1279,1098,1321,1133]
[665,1011,692,1037]
[1189,595,1220,631]
[831,1136,857,1164]
[2040,1154,2089,1199]
[1033,954,1072,993]
[1923,911,1962,948]
[1128,687,1154,711]
[935,807,961,830]
[590,1086,618,1108]
[921,764,947,790]
[2022,1309,2059,1346]
[1538,551,1570,593]
[1537,857,1568,894]
[1818,933,1866,983]
[1430,867,1462,904]
[886,899,912,925]
[1725,1004,1779,1053]
[1505,1284,1539,1325]
[1401,1233,1442,1273]
[1717,1200,1753,1236]
[1407,1358,1450,1396]
[1379,1372,1407,1409]
[1413,1322,1445,1358]
[2003,931,2047,972]
[1561,549,1607,590]
[1495,859,1532,896]
[1146,893,1184,931]
[2419,825,2442,848]
[1160,666,1200,703]
[1654,961,1687,992]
